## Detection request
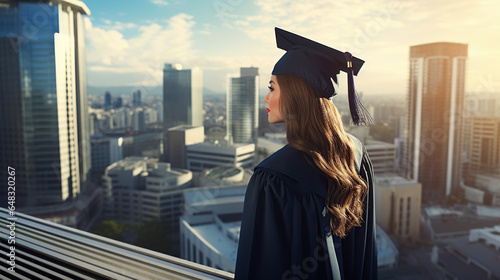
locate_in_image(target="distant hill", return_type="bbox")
[87,85,224,97]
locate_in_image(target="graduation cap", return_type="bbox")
[272,27,373,126]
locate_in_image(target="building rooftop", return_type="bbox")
[168,124,200,131]
[437,247,489,279]
[193,140,255,149]
[425,206,463,217]
[365,140,395,148]
[431,218,499,236]
[203,166,246,183]
[376,225,398,267]
[444,234,500,279]
[190,196,245,208]
[191,220,242,263]
[374,174,419,187]
[476,205,500,218]
[53,0,91,15]
[476,173,500,180]
[107,157,172,173]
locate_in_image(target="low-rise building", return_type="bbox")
[167,125,205,169]
[186,141,255,172]
[180,166,250,272]
[374,174,422,240]
[90,136,123,181]
[470,225,500,251]
[103,157,193,228]
[376,225,399,268]
[476,174,500,206]
[423,206,500,241]
[365,140,396,174]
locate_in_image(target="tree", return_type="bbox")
[133,220,176,256]
[89,220,125,241]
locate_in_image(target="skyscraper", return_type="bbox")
[163,63,203,129]
[227,67,259,144]
[132,90,141,107]
[113,96,123,109]
[401,42,468,199]
[0,0,91,207]
[105,91,112,108]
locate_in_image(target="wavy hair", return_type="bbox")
[276,74,367,237]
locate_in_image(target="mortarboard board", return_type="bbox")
[272,27,372,126]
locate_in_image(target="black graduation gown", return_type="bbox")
[234,137,377,280]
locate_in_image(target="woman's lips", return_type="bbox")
[267,108,270,113]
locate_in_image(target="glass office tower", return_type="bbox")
[163,63,203,160]
[0,0,91,207]
[163,63,203,129]
[227,67,259,144]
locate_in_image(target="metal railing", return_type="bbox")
[0,208,234,280]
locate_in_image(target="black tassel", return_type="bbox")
[344,52,373,126]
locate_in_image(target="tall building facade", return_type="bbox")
[163,64,202,161]
[132,90,141,107]
[401,42,467,199]
[0,0,91,207]
[467,117,500,174]
[163,63,203,129]
[227,67,259,144]
[105,91,112,108]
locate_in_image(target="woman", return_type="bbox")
[234,28,377,280]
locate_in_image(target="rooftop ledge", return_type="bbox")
[0,208,234,279]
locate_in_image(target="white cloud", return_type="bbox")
[151,0,169,6]
[234,20,249,26]
[97,19,138,31]
[84,13,195,87]
[110,21,138,30]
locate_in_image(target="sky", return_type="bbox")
[82,0,500,96]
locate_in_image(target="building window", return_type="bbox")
[206,258,212,267]
[187,240,191,261]
[199,251,204,265]
[406,197,411,235]
[181,233,184,257]
[399,197,404,236]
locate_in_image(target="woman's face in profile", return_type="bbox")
[264,75,284,123]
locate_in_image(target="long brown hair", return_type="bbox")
[276,74,367,237]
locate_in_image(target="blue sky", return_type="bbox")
[82,0,500,96]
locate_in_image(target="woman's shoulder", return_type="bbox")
[253,145,328,198]
[256,145,302,169]
[346,133,366,171]
[255,144,310,179]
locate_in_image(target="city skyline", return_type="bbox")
[82,0,500,96]
[1,0,500,278]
